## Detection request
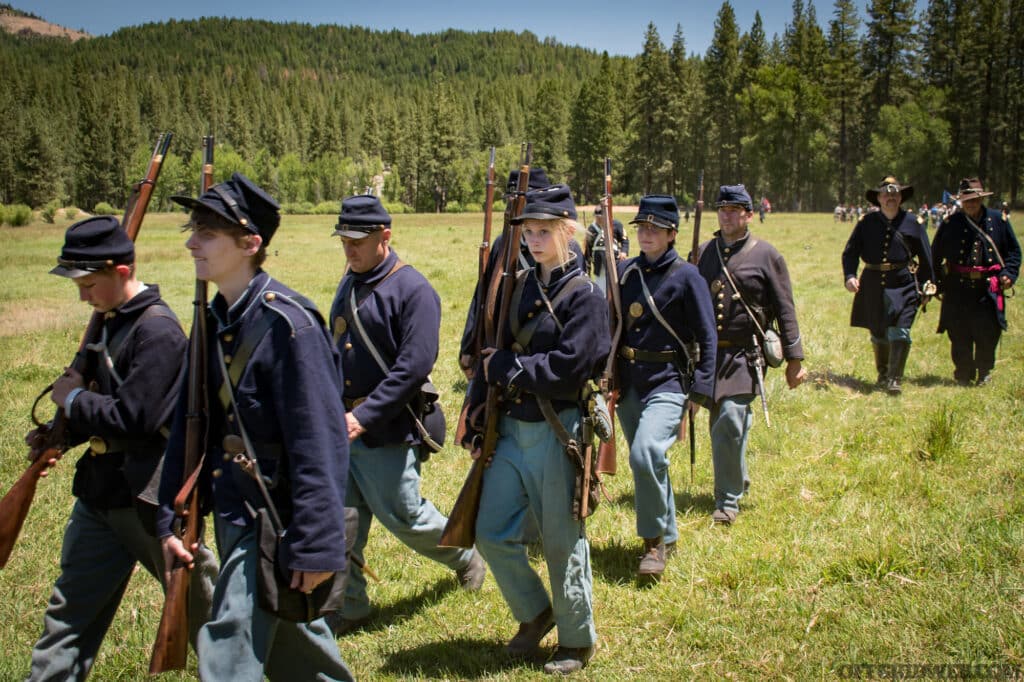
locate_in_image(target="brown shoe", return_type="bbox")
[712,508,737,525]
[456,548,487,592]
[543,646,593,675]
[505,605,555,658]
[637,537,666,577]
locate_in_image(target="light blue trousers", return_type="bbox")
[616,388,684,544]
[28,500,216,682]
[475,410,596,649]
[709,395,755,513]
[343,438,474,620]
[198,518,354,682]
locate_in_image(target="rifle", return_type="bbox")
[149,134,213,673]
[454,147,496,445]
[439,144,533,549]
[596,158,623,476]
[682,171,704,485]
[0,132,172,570]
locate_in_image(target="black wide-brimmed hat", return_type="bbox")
[512,184,577,223]
[956,177,994,201]
[333,195,392,239]
[50,215,134,278]
[172,173,281,245]
[865,175,914,207]
[630,195,679,230]
[715,184,754,211]
[506,167,552,194]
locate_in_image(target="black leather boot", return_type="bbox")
[886,340,910,395]
[873,342,889,387]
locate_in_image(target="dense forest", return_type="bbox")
[2,0,1023,213]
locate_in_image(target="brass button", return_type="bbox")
[105,311,116,320]
[223,452,231,461]
[717,303,724,310]
[212,468,222,478]
[227,413,235,422]
[717,292,725,300]
[515,398,522,404]
[345,379,351,386]
[223,334,234,343]
[534,299,542,307]
[344,342,353,350]
[717,325,723,331]
[224,354,232,364]
[724,247,731,254]
[527,312,534,319]
[265,292,277,301]
[717,314,724,320]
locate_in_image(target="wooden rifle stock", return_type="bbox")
[440,144,532,549]
[0,132,172,570]
[149,134,213,674]
[596,158,623,476]
[454,147,496,446]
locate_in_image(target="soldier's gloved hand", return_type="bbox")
[844,276,859,293]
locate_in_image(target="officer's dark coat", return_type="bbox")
[696,232,804,403]
[158,272,350,574]
[69,285,185,510]
[462,261,609,438]
[329,249,439,448]
[616,247,717,406]
[932,207,1021,332]
[459,233,586,361]
[842,209,934,336]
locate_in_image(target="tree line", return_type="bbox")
[1,0,1022,214]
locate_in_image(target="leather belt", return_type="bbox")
[862,261,908,272]
[956,270,989,280]
[344,396,367,410]
[618,346,676,363]
[717,340,752,349]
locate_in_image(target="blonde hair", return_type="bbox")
[528,217,579,266]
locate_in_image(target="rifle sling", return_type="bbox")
[961,212,1007,268]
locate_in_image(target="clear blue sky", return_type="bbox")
[13,0,912,57]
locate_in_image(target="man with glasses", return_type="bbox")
[842,176,934,394]
[695,185,807,525]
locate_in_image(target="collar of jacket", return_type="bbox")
[352,248,400,286]
[210,270,270,329]
[636,246,679,271]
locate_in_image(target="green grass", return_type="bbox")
[1,212,1022,680]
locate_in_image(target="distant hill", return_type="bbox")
[0,4,89,41]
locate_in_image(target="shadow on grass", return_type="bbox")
[590,537,641,583]
[379,636,544,677]
[353,578,455,635]
[808,369,876,394]
[609,489,716,517]
[905,373,958,388]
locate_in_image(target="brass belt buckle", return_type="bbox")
[620,346,635,360]
[88,436,108,455]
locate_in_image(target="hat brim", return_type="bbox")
[714,201,753,211]
[332,225,385,239]
[171,194,248,230]
[49,263,92,278]
[957,190,994,200]
[629,216,677,230]
[865,187,913,207]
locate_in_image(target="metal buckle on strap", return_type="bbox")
[88,436,108,455]
[619,346,636,360]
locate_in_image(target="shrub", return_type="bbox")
[64,207,78,221]
[93,202,117,216]
[41,200,60,224]
[382,201,414,215]
[281,201,314,215]
[4,204,33,226]
[312,201,340,215]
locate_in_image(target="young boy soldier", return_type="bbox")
[326,194,485,636]
[27,216,216,680]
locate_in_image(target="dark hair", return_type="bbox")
[188,207,268,267]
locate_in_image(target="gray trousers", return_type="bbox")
[709,395,755,513]
[198,518,355,682]
[28,500,217,682]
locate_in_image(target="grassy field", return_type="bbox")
[1,211,1022,681]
